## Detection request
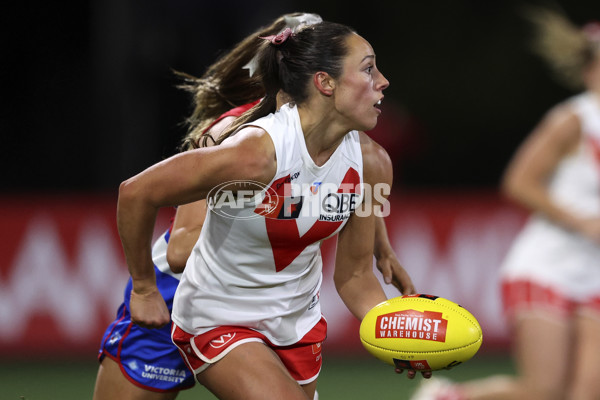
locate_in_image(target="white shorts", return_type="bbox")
[171,317,327,385]
[500,217,600,302]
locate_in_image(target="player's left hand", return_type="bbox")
[375,252,416,295]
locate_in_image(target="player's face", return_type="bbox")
[334,33,389,132]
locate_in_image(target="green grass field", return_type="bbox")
[3,353,514,399]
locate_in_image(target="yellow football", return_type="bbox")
[359,294,483,371]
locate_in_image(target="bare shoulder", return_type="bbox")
[541,102,581,137]
[359,132,393,187]
[221,125,273,152]
[218,125,277,182]
[544,102,579,126]
[534,101,582,152]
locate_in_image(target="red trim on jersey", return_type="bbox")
[202,100,260,134]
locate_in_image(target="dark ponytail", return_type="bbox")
[216,21,355,143]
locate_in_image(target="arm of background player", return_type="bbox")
[167,200,207,273]
[502,103,600,244]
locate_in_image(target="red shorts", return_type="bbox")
[502,280,600,321]
[171,318,327,385]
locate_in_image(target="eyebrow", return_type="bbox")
[361,55,375,63]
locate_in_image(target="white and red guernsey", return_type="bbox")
[172,103,364,346]
[500,92,600,303]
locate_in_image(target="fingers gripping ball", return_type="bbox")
[359,294,482,372]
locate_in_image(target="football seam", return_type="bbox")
[361,336,482,355]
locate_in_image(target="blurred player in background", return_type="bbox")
[412,5,600,400]
[94,12,416,400]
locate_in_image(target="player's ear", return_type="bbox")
[313,71,335,96]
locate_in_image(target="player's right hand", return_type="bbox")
[130,287,171,329]
[395,367,433,379]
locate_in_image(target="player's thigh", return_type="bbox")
[569,312,600,399]
[197,341,309,400]
[93,357,179,400]
[301,380,317,400]
[513,314,570,398]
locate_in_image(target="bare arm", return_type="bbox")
[374,215,416,294]
[167,200,207,273]
[118,127,276,328]
[361,135,415,294]
[334,134,426,379]
[166,116,237,273]
[502,103,600,243]
[333,133,392,320]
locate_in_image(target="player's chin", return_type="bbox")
[358,114,380,132]
[364,120,379,132]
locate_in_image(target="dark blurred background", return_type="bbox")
[3,0,599,192]
[3,5,599,396]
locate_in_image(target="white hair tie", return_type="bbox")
[242,13,323,77]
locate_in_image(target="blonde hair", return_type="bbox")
[522,4,599,90]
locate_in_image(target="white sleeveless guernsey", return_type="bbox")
[500,92,600,299]
[172,104,364,345]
